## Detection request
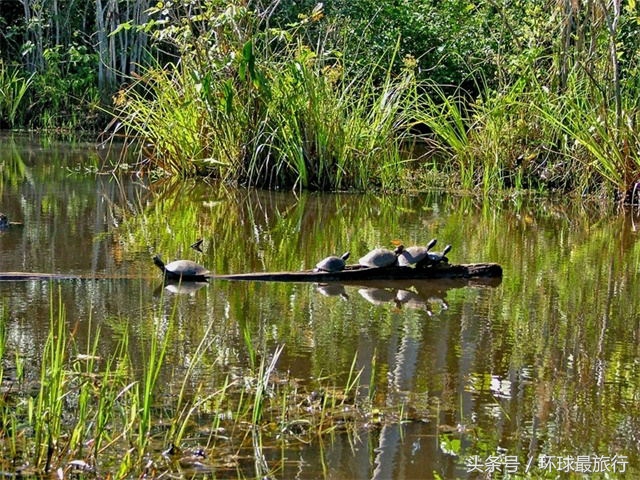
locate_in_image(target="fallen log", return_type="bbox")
[211,262,502,283]
[0,262,502,283]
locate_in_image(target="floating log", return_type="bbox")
[211,262,502,283]
[0,263,502,283]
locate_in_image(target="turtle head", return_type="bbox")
[443,244,452,255]
[394,244,405,255]
[427,238,437,251]
[152,255,165,272]
[341,251,351,261]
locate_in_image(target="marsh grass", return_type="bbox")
[0,61,33,128]
[532,79,640,199]
[416,69,640,200]
[108,3,423,192]
[0,289,415,477]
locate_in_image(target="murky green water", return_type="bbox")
[1,132,639,478]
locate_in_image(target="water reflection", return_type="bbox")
[156,281,209,296]
[315,278,498,316]
[314,282,350,300]
[358,286,397,305]
[1,133,640,477]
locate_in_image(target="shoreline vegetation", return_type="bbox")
[2,1,640,200]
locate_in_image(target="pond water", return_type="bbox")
[1,132,639,478]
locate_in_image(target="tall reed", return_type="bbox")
[109,3,423,192]
[0,61,33,128]
[32,290,67,472]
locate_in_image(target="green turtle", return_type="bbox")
[314,251,350,273]
[153,255,210,282]
[358,245,404,268]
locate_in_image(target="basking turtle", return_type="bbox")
[314,251,350,273]
[424,244,452,267]
[398,238,437,267]
[0,213,22,229]
[358,245,404,268]
[153,255,210,282]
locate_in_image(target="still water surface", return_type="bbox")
[1,133,639,478]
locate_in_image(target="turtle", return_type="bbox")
[358,244,404,268]
[397,238,438,267]
[314,251,350,273]
[424,244,452,267]
[153,254,210,282]
[0,213,21,229]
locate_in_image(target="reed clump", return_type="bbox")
[414,73,640,200]
[0,61,33,129]
[108,3,423,191]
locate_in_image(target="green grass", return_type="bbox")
[0,288,404,477]
[108,5,424,192]
[0,61,33,128]
[103,1,640,202]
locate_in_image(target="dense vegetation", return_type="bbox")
[2,1,640,199]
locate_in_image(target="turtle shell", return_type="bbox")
[398,239,437,267]
[358,245,404,268]
[154,255,209,281]
[314,251,350,272]
[165,259,209,277]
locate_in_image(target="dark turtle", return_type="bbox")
[0,213,22,229]
[314,251,350,273]
[358,245,404,268]
[423,244,452,267]
[153,255,210,281]
[398,238,437,267]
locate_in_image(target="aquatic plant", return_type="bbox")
[0,61,33,128]
[0,287,409,477]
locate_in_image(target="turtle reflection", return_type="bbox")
[314,283,349,300]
